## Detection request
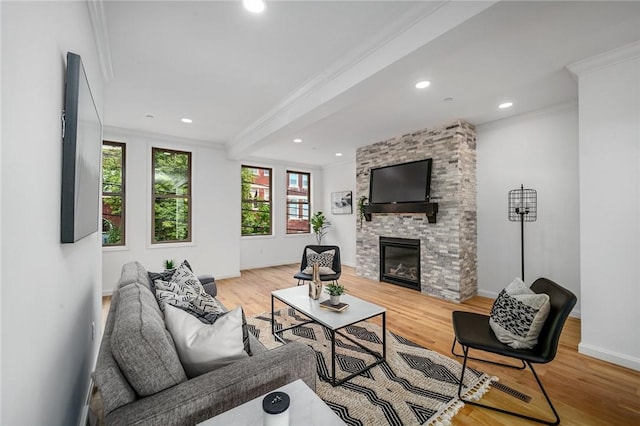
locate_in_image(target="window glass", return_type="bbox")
[242,165,272,236]
[286,171,310,234]
[152,148,191,243]
[102,141,125,246]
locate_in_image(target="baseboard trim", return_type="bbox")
[578,342,640,372]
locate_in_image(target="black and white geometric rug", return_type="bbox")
[247,308,496,426]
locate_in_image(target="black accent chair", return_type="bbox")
[451,277,577,425]
[294,245,341,285]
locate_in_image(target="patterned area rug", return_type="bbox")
[247,308,495,426]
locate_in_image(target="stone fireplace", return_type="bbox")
[356,120,477,302]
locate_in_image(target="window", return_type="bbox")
[286,170,310,234]
[152,148,191,243]
[241,165,272,236]
[102,141,125,246]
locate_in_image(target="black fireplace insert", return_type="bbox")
[379,237,420,290]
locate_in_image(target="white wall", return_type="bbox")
[101,128,242,293]
[1,2,103,424]
[322,159,357,267]
[571,46,640,371]
[476,104,581,315]
[239,160,322,270]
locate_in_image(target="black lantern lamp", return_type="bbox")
[508,185,537,281]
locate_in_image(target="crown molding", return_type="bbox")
[567,40,640,76]
[87,0,114,82]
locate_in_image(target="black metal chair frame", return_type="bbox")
[451,277,577,426]
[293,245,341,286]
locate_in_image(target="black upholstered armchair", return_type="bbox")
[294,245,341,285]
[451,277,577,425]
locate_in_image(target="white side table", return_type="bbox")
[197,379,345,425]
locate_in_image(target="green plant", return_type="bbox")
[357,195,368,228]
[164,259,175,270]
[325,282,346,296]
[310,211,331,244]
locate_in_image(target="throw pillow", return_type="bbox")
[147,259,193,293]
[302,248,336,275]
[176,305,252,356]
[164,304,249,378]
[489,277,551,349]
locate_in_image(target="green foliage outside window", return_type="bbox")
[102,142,125,246]
[153,148,191,243]
[241,166,272,236]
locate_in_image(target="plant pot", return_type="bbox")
[329,295,341,305]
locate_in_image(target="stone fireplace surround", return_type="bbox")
[356,120,477,302]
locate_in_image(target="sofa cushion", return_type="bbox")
[119,261,150,290]
[489,277,550,349]
[91,291,137,415]
[147,259,194,294]
[164,304,249,378]
[111,283,187,396]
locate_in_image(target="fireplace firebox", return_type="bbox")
[379,237,420,290]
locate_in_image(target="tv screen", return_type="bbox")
[369,159,432,204]
[61,52,102,243]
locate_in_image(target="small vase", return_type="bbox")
[330,295,341,305]
[308,263,322,300]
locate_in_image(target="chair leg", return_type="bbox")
[451,337,526,370]
[457,344,560,426]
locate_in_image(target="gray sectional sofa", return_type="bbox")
[92,261,316,425]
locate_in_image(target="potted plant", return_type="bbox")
[164,259,175,270]
[325,282,346,305]
[310,211,331,244]
[357,196,368,229]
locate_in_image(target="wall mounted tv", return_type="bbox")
[61,52,102,243]
[369,159,433,204]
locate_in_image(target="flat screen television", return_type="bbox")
[61,52,102,243]
[369,159,433,204]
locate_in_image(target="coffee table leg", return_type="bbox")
[331,329,336,386]
[382,311,386,360]
[271,294,276,341]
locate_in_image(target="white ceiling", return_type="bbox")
[100,1,640,167]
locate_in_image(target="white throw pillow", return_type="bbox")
[164,304,249,378]
[302,248,336,275]
[489,277,550,349]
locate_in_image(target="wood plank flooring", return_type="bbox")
[102,264,640,425]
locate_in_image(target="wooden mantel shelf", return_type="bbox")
[363,202,439,223]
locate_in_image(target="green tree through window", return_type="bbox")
[241,165,272,236]
[152,148,191,243]
[102,141,125,246]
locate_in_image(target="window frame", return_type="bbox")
[101,141,126,247]
[241,164,273,236]
[286,170,311,235]
[151,147,192,244]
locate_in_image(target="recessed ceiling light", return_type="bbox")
[498,102,513,109]
[181,118,193,123]
[293,138,302,143]
[443,97,454,103]
[415,80,431,89]
[243,0,266,13]
[336,153,343,157]
[145,114,154,119]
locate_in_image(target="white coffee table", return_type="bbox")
[197,379,345,425]
[271,286,386,386]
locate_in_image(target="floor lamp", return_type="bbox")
[508,185,537,281]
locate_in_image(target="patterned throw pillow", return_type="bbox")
[302,248,336,275]
[154,262,225,314]
[489,278,550,349]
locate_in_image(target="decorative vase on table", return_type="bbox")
[308,263,322,300]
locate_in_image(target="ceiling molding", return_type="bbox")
[567,40,640,76]
[87,0,114,82]
[226,0,497,160]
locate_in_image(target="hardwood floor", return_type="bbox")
[102,264,640,425]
